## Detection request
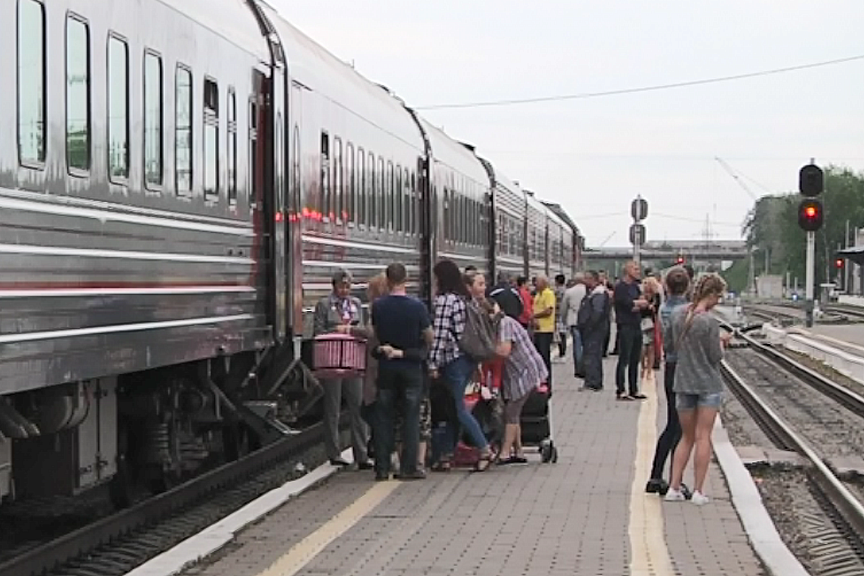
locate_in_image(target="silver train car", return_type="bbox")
[0,0,582,505]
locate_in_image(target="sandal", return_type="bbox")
[473,449,497,472]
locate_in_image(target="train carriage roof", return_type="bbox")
[260,4,425,152]
[161,0,270,60]
[418,120,490,190]
[476,156,521,197]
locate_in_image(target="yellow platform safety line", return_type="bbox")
[256,481,399,576]
[629,373,676,576]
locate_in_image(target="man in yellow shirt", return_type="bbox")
[533,275,556,390]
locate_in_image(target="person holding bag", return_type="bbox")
[312,269,371,469]
[428,261,496,472]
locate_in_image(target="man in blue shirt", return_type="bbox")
[372,263,433,481]
[613,261,649,400]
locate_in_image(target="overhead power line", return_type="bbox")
[415,54,864,110]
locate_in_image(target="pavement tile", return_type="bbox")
[178,357,767,576]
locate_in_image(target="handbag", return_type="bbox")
[640,317,654,333]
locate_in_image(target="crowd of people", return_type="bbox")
[313,258,730,504]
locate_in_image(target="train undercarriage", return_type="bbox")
[0,344,321,508]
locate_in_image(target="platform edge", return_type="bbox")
[712,416,811,576]
[121,448,353,576]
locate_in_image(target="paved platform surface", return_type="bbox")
[806,324,864,352]
[180,358,767,576]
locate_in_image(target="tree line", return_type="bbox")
[741,166,864,291]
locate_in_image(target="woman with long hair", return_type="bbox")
[428,260,495,472]
[640,277,660,382]
[665,274,731,505]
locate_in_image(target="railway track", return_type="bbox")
[826,304,864,321]
[721,329,864,571]
[0,420,335,576]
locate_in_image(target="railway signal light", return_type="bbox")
[797,199,823,232]
[676,256,685,265]
[799,164,824,197]
[835,258,844,269]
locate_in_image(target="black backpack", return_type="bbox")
[576,296,594,331]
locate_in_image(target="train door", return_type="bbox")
[288,81,305,339]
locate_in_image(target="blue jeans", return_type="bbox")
[375,366,423,475]
[442,355,489,453]
[570,325,584,373]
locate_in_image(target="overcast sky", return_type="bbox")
[271,1,864,247]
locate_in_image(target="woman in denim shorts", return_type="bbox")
[665,274,732,506]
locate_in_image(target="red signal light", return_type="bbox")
[676,256,684,265]
[836,258,844,269]
[797,199,823,232]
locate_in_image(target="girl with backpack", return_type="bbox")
[428,260,495,472]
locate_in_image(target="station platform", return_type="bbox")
[176,359,771,576]
[804,324,864,351]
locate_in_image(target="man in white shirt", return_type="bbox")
[561,273,587,377]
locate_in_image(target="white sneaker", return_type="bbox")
[691,491,710,506]
[664,488,686,502]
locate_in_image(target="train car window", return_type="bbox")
[227,88,237,204]
[333,137,343,223]
[386,161,394,232]
[144,52,163,188]
[291,125,300,219]
[411,172,417,236]
[248,99,258,203]
[356,147,365,227]
[107,36,129,182]
[394,165,402,232]
[66,16,90,173]
[367,152,375,228]
[320,132,330,219]
[175,66,192,195]
[446,182,452,242]
[18,0,46,166]
[346,143,355,224]
[203,79,219,199]
[402,168,410,235]
[378,156,389,230]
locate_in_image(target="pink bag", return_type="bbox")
[313,333,367,379]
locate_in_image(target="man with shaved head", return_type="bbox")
[532,274,556,390]
[613,261,649,400]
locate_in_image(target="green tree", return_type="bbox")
[743,166,864,287]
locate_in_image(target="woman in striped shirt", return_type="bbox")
[495,311,548,464]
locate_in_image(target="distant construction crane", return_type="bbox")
[714,157,758,202]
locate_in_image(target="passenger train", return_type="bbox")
[0,0,582,504]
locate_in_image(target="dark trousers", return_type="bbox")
[582,329,606,390]
[375,366,423,476]
[557,332,567,357]
[615,324,642,395]
[650,363,681,479]
[533,332,554,388]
